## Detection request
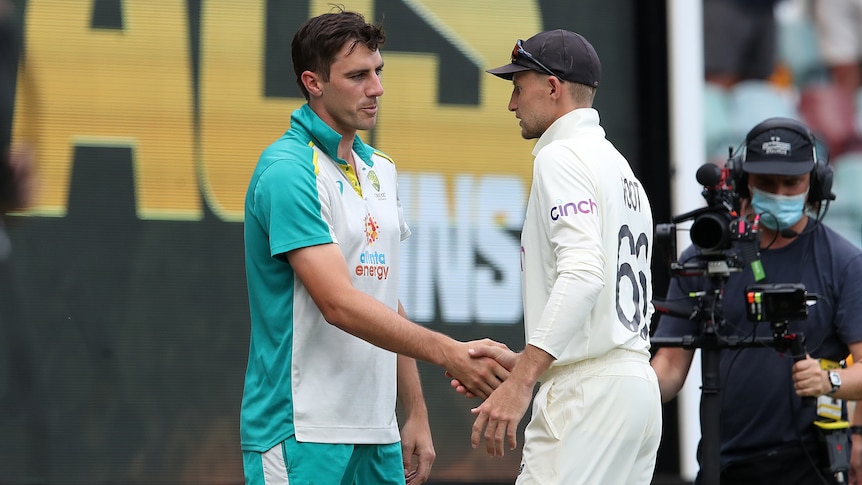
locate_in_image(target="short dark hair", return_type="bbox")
[291,8,386,100]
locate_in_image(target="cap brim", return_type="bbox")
[742,160,815,176]
[486,62,533,80]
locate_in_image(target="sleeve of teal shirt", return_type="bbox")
[254,156,334,259]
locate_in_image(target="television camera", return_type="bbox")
[655,158,763,280]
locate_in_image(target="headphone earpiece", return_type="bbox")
[725,151,748,199]
[811,159,835,202]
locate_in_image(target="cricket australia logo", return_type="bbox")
[368,170,387,200]
[368,170,381,192]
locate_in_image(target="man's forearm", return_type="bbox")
[507,344,555,390]
[395,302,429,418]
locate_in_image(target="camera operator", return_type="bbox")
[651,117,862,484]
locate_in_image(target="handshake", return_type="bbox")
[443,339,541,457]
[445,340,519,398]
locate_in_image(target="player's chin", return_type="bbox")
[357,117,377,131]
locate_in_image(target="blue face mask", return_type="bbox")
[749,186,806,230]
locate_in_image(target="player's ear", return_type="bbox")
[547,75,562,98]
[302,71,323,97]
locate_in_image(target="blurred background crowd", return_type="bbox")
[703,0,862,248]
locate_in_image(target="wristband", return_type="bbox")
[851,426,862,435]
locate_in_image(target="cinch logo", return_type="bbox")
[550,199,598,220]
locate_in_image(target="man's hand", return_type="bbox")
[791,355,829,397]
[469,376,533,456]
[469,345,552,456]
[400,415,435,485]
[442,339,511,399]
[448,344,519,398]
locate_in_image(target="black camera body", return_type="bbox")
[687,159,749,253]
[656,159,759,277]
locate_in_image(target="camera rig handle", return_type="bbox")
[772,326,814,407]
[787,333,807,363]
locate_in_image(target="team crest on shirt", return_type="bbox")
[368,170,381,192]
[368,170,387,200]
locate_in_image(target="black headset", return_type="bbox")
[729,117,834,203]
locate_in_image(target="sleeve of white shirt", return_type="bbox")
[528,144,606,359]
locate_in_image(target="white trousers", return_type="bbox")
[516,348,662,485]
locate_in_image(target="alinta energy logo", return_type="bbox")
[356,213,389,280]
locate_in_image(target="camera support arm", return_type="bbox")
[651,289,813,485]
